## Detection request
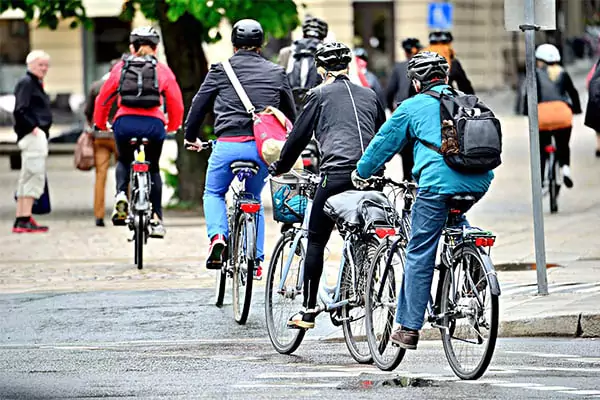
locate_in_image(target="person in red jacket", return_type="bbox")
[94,27,184,238]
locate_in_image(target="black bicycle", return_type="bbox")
[126,137,152,270]
[188,141,261,325]
[365,178,500,379]
[543,138,561,213]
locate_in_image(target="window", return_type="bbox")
[0,19,30,94]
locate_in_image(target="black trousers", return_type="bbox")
[303,171,355,309]
[115,138,164,219]
[400,142,414,182]
[540,126,571,181]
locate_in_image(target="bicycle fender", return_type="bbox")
[478,250,501,296]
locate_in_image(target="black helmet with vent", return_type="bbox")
[407,51,449,82]
[302,16,328,40]
[315,42,352,71]
[231,19,264,48]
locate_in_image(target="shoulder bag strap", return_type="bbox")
[222,59,256,117]
[342,80,365,154]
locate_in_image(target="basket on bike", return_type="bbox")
[270,173,308,224]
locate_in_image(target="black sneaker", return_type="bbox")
[287,309,317,329]
[95,218,105,227]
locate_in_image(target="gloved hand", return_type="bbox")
[268,161,281,176]
[351,169,370,189]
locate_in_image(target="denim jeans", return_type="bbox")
[204,140,268,260]
[396,190,481,330]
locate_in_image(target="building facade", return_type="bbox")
[0,0,588,101]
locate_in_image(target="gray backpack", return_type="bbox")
[420,88,502,174]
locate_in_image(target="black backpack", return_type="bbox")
[419,88,502,174]
[287,38,321,110]
[116,55,161,109]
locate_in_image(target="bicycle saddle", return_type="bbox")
[447,195,477,214]
[230,161,259,175]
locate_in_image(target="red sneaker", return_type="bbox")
[206,234,227,270]
[253,264,263,281]
[12,218,49,233]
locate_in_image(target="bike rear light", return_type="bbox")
[475,237,495,247]
[240,203,260,213]
[133,163,149,173]
[303,159,312,167]
[449,209,461,214]
[545,145,556,153]
[375,228,396,239]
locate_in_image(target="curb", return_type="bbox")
[319,313,600,343]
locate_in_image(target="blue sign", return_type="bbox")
[428,2,453,30]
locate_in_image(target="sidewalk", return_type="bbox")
[0,67,599,337]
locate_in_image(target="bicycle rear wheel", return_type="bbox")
[341,237,379,364]
[265,233,306,354]
[232,212,255,325]
[134,212,144,270]
[440,244,499,380]
[365,239,406,371]
[549,157,559,213]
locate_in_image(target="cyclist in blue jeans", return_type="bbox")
[352,52,493,350]
[184,19,296,279]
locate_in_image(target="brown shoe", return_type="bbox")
[390,327,419,350]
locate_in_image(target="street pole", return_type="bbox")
[521,0,549,295]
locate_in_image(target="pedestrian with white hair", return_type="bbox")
[12,50,52,233]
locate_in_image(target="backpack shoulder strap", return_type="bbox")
[424,90,442,99]
[222,59,255,116]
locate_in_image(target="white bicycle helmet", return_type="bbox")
[535,44,561,64]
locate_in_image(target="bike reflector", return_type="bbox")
[475,237,495,247]
[375,227,396,239]
[133,163,149,173]
[545,145,556,153]
[302,159,312,167]
[240,203,260,213]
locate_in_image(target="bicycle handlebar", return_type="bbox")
[367,176,418,191]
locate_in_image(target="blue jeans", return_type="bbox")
[204,140,268,260]
[396,190,481,330]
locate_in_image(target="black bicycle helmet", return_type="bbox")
[354,48,368,62]
[401,37,423,53]
[231,19,264,48]
[407,51,449,82]
[428,30,452,44]
[129,26,160,46]
[302,16,328,40]
[315,42,352,71]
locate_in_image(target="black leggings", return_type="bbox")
[115,137,164,219]
[540,126,571,180]
[303,171,355,309]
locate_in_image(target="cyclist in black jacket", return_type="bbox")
[269,42,386,329]
[184,19,296,279]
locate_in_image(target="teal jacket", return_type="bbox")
[357,84,493,194]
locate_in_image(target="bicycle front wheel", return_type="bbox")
[365,239,406,371]
[341,237,379,364]
[440,244,499,380]
[265,233,306,354]
[232,212,255,325]
[135,212,144,270]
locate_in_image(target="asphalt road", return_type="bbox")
[1,288,599,399]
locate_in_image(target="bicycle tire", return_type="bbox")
[135,212,144,270]
[341,237,379,364]
[549,157,559,213]
[365,239,406,371]
[440,244,499,380]
[265,233,306,354]
[232,212,255,325]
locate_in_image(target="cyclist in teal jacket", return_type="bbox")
[352,51,494,350]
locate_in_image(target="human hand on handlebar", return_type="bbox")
[184,138,206,152]
[351,169,371,190]
[268,161,281,176]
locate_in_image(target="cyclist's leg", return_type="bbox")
[539,129,552,184]
[554,126,573,187]
[395,191,448,333]
[204,141,236,258]
[113,124,134,225]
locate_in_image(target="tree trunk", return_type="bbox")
[156,6,210,211]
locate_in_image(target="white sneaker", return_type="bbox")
[562,165,573,188]
[149,219,166,239]
[111,192,129,226]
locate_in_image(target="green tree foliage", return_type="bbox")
[0,0,299,209]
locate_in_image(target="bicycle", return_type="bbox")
[365,177,501,380]
[188,141,261,325]
[265,170,397,363]
[543,137,561,214]
[126,137,153,270]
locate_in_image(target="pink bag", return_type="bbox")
[222,60,293,164]
[587,60,599,90]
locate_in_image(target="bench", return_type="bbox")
[0,142,76,170]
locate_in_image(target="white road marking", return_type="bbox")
[504,351,582,359]
[529,386,578,391]
[492,382,544,388]
[256,371,358,379]
[558,390,600,396]
[460,379,509,385]
[518,366,600,373]
[233,382,340,389]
